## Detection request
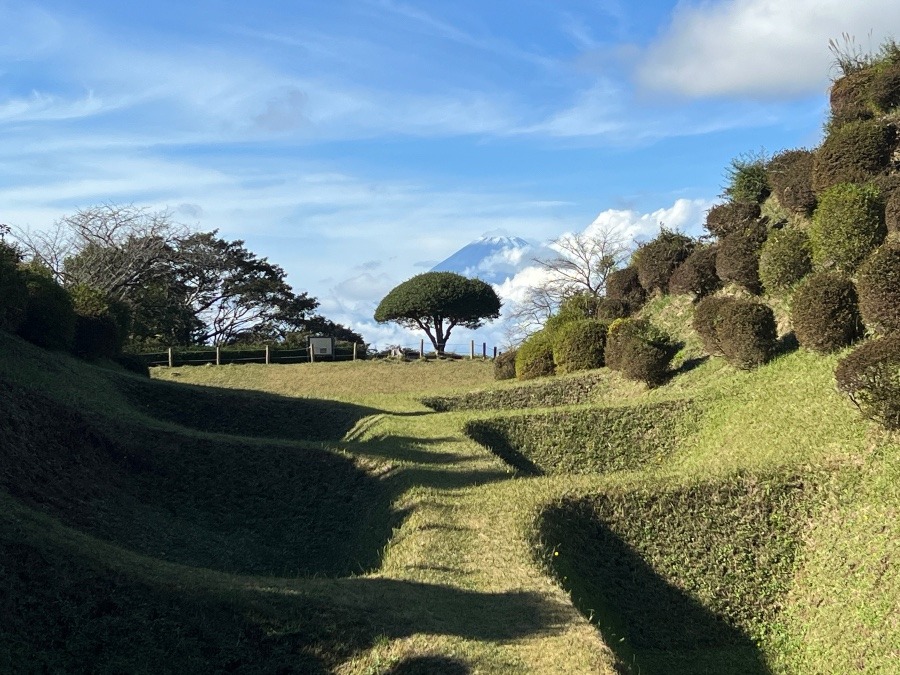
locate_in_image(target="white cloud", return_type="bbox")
[637,0,900,97]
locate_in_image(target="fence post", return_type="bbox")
[265,345,270,365]
[493,346,498,359]
[168,347,173,368]
[470,340,475,359]
[216,346,221,366]
[309,346,314,363]
[420,339,424,359]
[482,342,487,360]
[353,343,357,361]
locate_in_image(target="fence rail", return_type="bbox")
[134,340,498,367]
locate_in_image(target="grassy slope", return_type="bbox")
[3,293,898,673]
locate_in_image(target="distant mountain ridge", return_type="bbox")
[429,234,537,285]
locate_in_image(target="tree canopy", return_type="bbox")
[374,271,501,355]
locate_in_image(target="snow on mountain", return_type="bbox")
[429,234,541,285]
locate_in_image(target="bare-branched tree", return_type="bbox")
[503,225,632,343]
[12,204,188,302]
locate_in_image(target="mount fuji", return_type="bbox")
[429,234,547,285]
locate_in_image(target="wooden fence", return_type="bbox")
[137,340,497,367]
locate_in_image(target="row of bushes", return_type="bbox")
[0,242,130,361]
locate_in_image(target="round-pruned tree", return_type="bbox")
[374,272,501,355]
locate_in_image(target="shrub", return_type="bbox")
[704,201,761,238]
[515,330,555,380]
[723,152,771,204]
[69,284,130,359]
[812,120,893,193]
[810,183,886,273]
[829,70,875,126]
[758,228,813,292]
[545,292,602,334]
[835,334,900,429]
[16,266,76,351]
[791,273,864,353]
[668,244,721,300]
[856,242,900,334]
[715,299,777,369]
[632,230,695,294]
[0,241,27,333]
[886,190,900,234]
[596,297,631,321]
[605,318,677,387]
[493,348,518,380]
[870,59,900,112]
[715,222,768,294]
[114,353,151,377]
[552,319,609,374]
[766,149,817,215]
[693,295,738,356]
[605,267,646,311]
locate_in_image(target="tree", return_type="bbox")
[504,226,632,341]
[14,204,187,302]
[374,272,501,355]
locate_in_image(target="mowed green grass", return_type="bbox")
[2,303,899,674]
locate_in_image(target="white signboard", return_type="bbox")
[308,336,335,360]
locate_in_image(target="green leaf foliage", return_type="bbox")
[758,228,813,293]
[856,242,900,335]
[16,266,76,351]
[810,183,886,273]
[0,241,27,333]
[835,334,900,429]
[812,121,893,193]
[421,372,605,412]
[515,329,555,380]
[766,149,817,216]
[493,348,517,380]
[375,271,500,354]
[791,273,864,354]
[723,152,771,205]
[604,267,646,311]
[705,202,762,238]
[605,318,677,387]
[552,319,609,374]
[632,230,695,294]
[693,295,738,356]
[715,299,778,370]
[668,244,721,301]
[715,222,768,294]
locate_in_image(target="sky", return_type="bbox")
[3,0,899,351]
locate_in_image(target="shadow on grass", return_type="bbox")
[116,374,379,442]
[384,656,470,674]
[673,354,709,376]
[348,435,469,465]
[540,505,771,675]
[0,378,399,578]
[461,422,543,476]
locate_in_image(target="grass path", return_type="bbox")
[156,361,618,673]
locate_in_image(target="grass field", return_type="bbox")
[2,295,898,673]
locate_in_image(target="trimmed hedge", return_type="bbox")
[668,244,721,300]
[829,70,875,127]
[715,222,768,294]
[596,297,631,321]
[856,242,900,334]
[791,273,864,353]
[766,149,816,216]
[605,318,677,387]
[464,400,697,475]
[605,267,646,311]
[17,267,76,351]
[552,319,609,374]
[693,295,737,356]
[758,228,813,293]
[810,183,886,273]
[835,334,900,429]
[422,372,605,412]
[812,120,893,193]
[724,153,771,205]
[716,299,777,369]
[493,348,517,380]
[632,230,695,294]
[515,330,555,380]
[705,202,761,239]
[0,242,27,333]
[887,189,900,234]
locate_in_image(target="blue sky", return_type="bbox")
[3,0,898,349]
